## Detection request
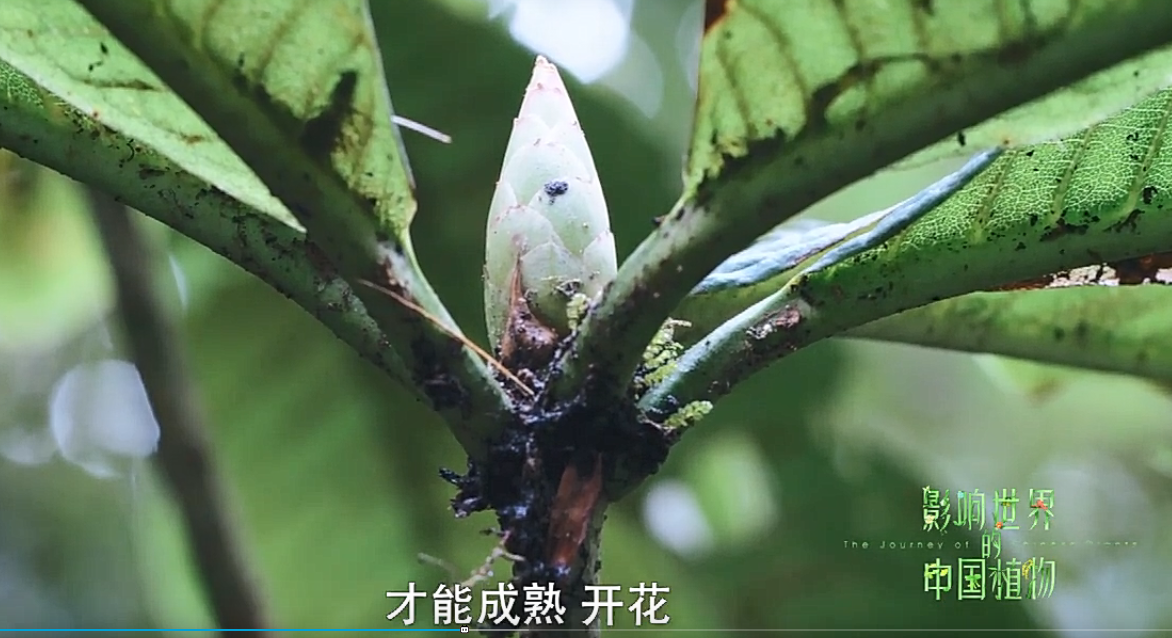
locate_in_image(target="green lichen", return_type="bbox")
[631,318,714,429]
[664,400,713,429]
[633,318,691,394]
[566,292,591,332]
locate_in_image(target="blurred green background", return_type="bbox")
[2,0,1170,635]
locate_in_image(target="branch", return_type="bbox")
[639,150,1001,414]
[74,0,513,461]
[553,5,1172,405]
[86,186,272,635]
[530,505,607,638]
[669,211,894,347]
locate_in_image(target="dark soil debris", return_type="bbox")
[442,372,674,635]
[1040,218,1088,241]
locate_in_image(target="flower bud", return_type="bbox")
[484,56,617,359]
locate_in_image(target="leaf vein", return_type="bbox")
[193,0,229,51]
[249,0,310,85]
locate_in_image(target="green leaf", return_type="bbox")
[847,286,1172,382]
[690,0,1172,190]
[797,86,1172,344]
[677,150,999,345]
[643,86,1172,411]
[971,354,1090,402]
[0,0,511,458]
[0,58,417,408]
[73,0,515,457]
[895,45,1172,169]
[0,1,298,229]
[558,0,1172,404]
[65,0,410,269]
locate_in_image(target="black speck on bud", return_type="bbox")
[543,180,569,201]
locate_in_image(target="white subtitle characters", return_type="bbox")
[581,584,623,627]
[385,580,671,628]
[522,582,566,625]
[479,582,521,625]
[385,582,428,625]
[433,583,473,625]
[627,582,671,625]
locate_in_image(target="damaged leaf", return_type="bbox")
[991,251,1172,290]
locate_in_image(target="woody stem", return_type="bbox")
[530,507,607,638]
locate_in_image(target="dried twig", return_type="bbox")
[462,532,524,590]
[357,279,534,397]
[416,532,524,591]
[392,114,452,144]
